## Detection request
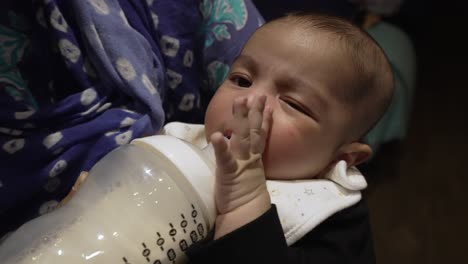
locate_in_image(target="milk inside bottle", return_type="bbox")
[0,135,216,264]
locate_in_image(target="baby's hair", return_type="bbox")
[269,12,394,140]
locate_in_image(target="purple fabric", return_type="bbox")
[0,0,263,235]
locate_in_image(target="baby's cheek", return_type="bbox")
[264,133,330,180]
[262,140,299,180]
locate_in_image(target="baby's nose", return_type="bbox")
[245,93,275,111]
[245,93,266,106]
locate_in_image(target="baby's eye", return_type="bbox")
[283,99,309,116]
[231,75,252,88]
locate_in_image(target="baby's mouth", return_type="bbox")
[223,129,232,139]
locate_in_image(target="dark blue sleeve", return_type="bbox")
[187,200,376,264]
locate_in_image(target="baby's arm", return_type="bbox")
[209,94,272,239]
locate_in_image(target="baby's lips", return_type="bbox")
[223,129,232,139]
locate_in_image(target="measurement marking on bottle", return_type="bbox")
[181,213,187,233]
[167,248,176,264]
[191,210,198,218]
[197,223,205,238]
[169,223,177,242]
[190,230,198,243]
[179,239,189,251]
[156,232,165,251]
[142,242,151,262]
[191,204,198,224]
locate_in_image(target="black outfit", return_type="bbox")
[187,200,375,264]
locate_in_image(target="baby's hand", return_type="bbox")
[209,94,272,238]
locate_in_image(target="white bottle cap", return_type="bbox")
[131,135,216,230]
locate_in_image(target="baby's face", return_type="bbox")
[205,22,356,180]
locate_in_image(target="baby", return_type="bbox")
[185,12,393,263]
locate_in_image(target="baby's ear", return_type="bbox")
[337,142,373,167]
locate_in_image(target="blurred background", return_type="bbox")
[253,0,467,263]
[364,2,468,263]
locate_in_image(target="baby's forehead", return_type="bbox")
[260,18,337,41]
[254,21,348,60]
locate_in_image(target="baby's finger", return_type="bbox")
[211,132,237,174]
[230,97,250,159]
[249,95,267,154]
[259,106,273,153]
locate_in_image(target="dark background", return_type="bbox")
[366,2,468,263]
[254,0,468,263]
